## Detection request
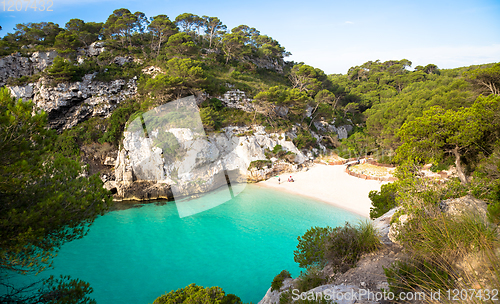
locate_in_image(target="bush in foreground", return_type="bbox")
[294,226,333,269]
[271,270,292,291]
[325,221,381,273]
[153,283,242,304]
[294,266,328,293]
[294,222,380,274]
[385,183,500,300]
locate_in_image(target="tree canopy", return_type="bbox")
[0,88,112,301]
[153,283,242,304]
[395,94,500,184]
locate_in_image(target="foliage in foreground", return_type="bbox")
[152,283,242,304]
[294,222,380,272]
[384,175,500,302]
[294,226,333,269]
[368,182,399,219]
[0,275,97,304]
[294,266,328,293]
[325,221,381,273]
[0,87,113,302]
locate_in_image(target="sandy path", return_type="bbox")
[255,164,387,218]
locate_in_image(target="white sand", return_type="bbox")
[255,164,387,218]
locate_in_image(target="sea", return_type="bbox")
[3,184,364,303]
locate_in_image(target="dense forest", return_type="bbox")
[1,7,500,303]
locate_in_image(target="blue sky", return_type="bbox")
[1,0,499,74]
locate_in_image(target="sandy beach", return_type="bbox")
[256,164,387,218]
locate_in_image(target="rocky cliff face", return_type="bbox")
[3,42,134,130]
[108,124,307,201]
[8,74,137,130]
[0,50,58,87]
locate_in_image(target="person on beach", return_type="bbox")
[278,177,281,184]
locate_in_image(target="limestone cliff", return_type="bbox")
[8,74,137,130]
[108,124,307,201]
[0,50,58,87]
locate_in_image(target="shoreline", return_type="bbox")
[255,163,387,218]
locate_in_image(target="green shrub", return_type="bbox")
[272,144,283,154]
[152,131,182,160]
[325,222,380,273]
[94,62,142,82]
[376,154,394,165]
[98,101,140,146]
[294,267,327,293]
[200,107,223,131]
[271,270,292,291]
[389,197,500,297]
[153,283,242,304]
[6,74,41,86]
[279,290,292,304]
[248,159,272,170]
[293,226,333,269]
[430,156,455,172]
[54,134,80,158]
[293,132,317,150]
[369,182,399,219]
[46,57,84,83]
[53,117,106,156]
[488,200,500,224]
[397,212,498,260]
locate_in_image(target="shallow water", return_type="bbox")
[11,184,364,303]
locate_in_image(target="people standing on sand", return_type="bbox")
[278,177,280,184]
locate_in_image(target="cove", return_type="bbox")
[21,184,364,303]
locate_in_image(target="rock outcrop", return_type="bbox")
[373,207,400,245]
[8,74,137,130]
[439,194,488,220]
[0,50,58,87]
[219,89,255,112]
[112,122,307,201]
[314,120,353,140]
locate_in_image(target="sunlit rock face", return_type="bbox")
[112,96,307,203]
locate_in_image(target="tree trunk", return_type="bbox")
[157,34,162,58]
[324,135,337,147]
[308,103,320,128]
[452,146,468,185]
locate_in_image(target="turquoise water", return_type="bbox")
[12,184,363,303]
